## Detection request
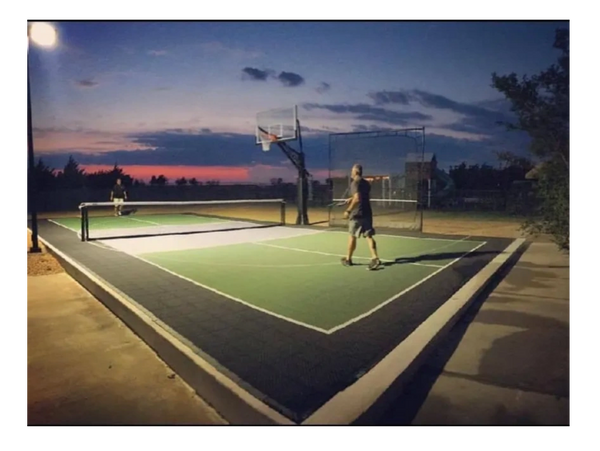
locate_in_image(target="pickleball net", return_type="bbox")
[78,198,286,241]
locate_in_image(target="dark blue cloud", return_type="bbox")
[241,67,273,81]
[278,71,305,87]
[368,89,517,137]
[303,103,432,126]
[74,79,99,88]
[368,90,411,105]
[241,67,305,87]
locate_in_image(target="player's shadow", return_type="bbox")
[380,250,501,268]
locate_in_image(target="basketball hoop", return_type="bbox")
[260,132,278,152]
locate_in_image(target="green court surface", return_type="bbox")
[53,214,225,231]
[139,232,485,332]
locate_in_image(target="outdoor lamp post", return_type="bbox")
[27,22,57,253]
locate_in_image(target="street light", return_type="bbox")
[27,22,57,253]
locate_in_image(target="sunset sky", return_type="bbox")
[29,20,569,183]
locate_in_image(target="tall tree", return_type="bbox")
[58,155,86,189]
[492,28,569,250]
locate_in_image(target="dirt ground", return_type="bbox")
[27,230,64,277]
[306,207,546,240]
[422,217,528,239]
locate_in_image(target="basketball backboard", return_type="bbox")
[255,105,298,151]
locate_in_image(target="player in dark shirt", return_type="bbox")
[341,164,381,270]
[110,178,127,216]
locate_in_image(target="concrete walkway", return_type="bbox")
[383,242,569,425]
[28,272,227,425]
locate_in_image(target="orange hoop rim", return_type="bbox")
[259,131,278,151]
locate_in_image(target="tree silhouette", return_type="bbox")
[85,163,133,189]
[57,155,86,189]
[492,28,569,249]
[149,174,168,186]
[189,178,198,186]
[175,177,188,186]
[29,155,141,203]
[34,158,58,190]
[449,162,532,191]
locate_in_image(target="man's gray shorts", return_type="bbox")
[349,217,375,238]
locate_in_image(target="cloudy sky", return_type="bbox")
[29,20,568,182]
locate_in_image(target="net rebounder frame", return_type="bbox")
[78,198,287,242]
[327,127,426,231]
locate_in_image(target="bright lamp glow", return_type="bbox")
[29,22,57,48]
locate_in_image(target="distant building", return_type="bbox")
[406,153,437,182]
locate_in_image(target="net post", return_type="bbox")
[85,207,90,241]
[419,126,425,232]
[80,205,85,242]
[85,207,89,241]
[280,200,286,225]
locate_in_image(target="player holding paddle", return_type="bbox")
[341,164,381,270]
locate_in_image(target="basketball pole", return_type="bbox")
[258,126,310,226]
[295,119,309,225]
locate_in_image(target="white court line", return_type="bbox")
[127,253,330,334]
[48,219,82,239]
[87,240,121,252]
[45,218,489,334]
[147,253,342,269]
[127,216,162,226]
[328,230,480,243]
[254,242,444,269]
[48,221,119,252]
[50,215,173,239]
[124,217,231,227]
[325,241,487,334]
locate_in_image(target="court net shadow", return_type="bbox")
[381,250,501,267]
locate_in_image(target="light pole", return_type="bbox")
[27,22,57,253]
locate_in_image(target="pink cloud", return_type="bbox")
[80,163,333,184]
[81,164,250,182]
